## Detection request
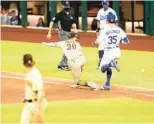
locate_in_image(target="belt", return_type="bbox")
[107,46,119,49]
[23,99,37,103]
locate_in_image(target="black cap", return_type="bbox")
[63,1,70,8]
[23,54,35,67]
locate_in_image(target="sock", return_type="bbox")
[98,50,104,59]
[106,67,112,82]
[98,50,104,66]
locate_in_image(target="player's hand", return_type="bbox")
[74,29,78,34]
[31,108,40,122]
[92,41,96,46]
[47,33,52,40]
[42,42,47,45]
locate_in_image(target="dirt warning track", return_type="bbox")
[1,71,154,104]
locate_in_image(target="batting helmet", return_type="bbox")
[107,12,116,23]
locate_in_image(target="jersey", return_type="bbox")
[97,24,129,49]
[25,67,44,100]
[52,11,76,32]
[47,39,85,62]
[96,7,118,29]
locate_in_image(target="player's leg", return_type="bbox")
[70,57,86,88]
[98,50,104,69]
[58,54,69,71]
[99,50,114,90]
[20,103,33,124]
[31,98,48,123]
[57,31,69,70]
[112,48,121,72]
[103,67,112,90]
[70,65,82,88]
[100,49,120,72]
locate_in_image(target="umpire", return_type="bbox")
[47,1,77,71]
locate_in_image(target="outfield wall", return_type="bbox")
[1,26,154,52]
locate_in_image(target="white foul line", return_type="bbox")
[1,70,154,92]
[1,73,154,98]
[0,75,69,85]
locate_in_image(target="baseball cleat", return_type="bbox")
[57,66,69,71]
[97,66,100,70]
[111,60,120,72]
[61,66,69,71]
[103,85,110,90]
[71,84,79,88]
[57,66,63,71]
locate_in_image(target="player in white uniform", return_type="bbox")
[90,12,129,90]
[95,0,118,69]
[42,32,86,88]
[20,54,48,124]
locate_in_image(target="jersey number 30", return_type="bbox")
[108,35,117,44]
[67,43,76,50]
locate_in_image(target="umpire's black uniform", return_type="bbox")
[52,1,77,71]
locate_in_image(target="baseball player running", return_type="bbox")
[20,54,48,124]
[90,12,129,90]
[43,32,86,88]
[47,1,77,71]
[95,0,118,69]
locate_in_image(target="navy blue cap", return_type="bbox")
[63,1,70,8]
[101,0,109,6]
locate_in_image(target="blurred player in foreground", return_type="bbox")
[42,32,86,88]
[20,54,47,124]
[89,12,129,90]
[95,0,118,69]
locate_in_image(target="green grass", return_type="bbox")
[1,40,154,88]
[1,98,154,123]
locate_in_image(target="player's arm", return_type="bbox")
[96,11,101,33]
[121,30,130,45]
[113,10,119,26]
[92,30,104,45]
[31,75,45,111]
[122,37,130,45]
[47,21,54,34]
[42,41,63,48]
[35,90,45,110]
[72,23,78,33]
[71,16,78,33]
[47,13,61,39]
[92,37,102,45]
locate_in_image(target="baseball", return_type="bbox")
[141,69,145,72]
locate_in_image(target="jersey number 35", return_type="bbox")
[108,35,118,44]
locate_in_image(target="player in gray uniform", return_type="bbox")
[43,32,86,88]
[47,1,77,71]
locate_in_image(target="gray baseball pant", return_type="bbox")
[58,30,70,67]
